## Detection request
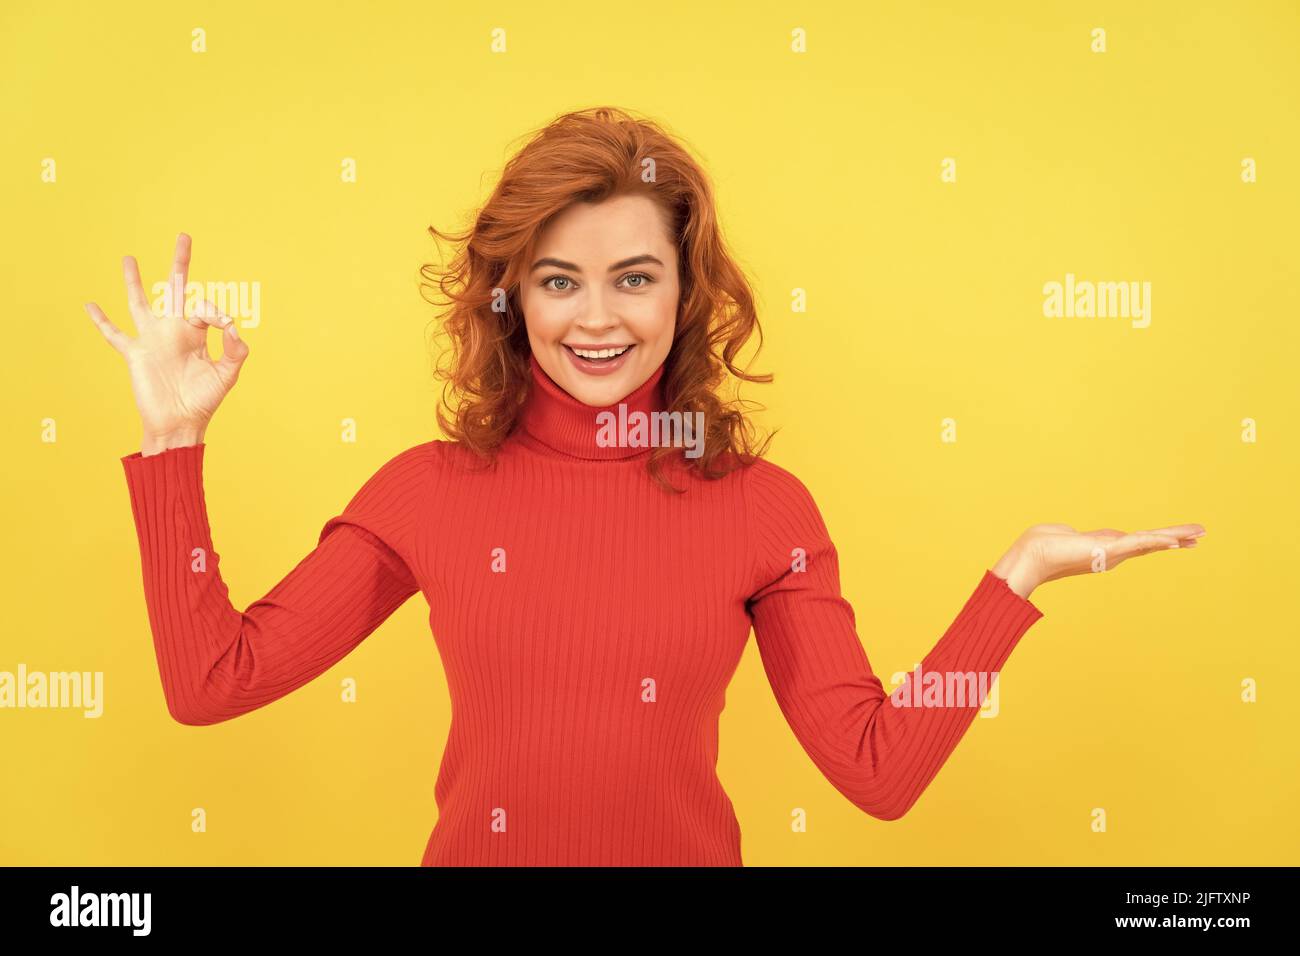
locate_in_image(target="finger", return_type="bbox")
[185,297,234,333]
[168,233,192,318]
[121,256,154,328]
[84,302,131,356]
[1110,532,1184,560]
[1080,528,1126,538]
[1135,524,1206,540]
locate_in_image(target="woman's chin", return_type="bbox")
[568,376,635,407]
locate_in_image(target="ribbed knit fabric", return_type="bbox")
[120,353,1044,866]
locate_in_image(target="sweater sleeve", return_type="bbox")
[743,460,1044,821]
[120,442,431,726]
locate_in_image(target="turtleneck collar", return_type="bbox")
[516,352,668,460]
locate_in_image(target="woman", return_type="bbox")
[86,107,1205,867]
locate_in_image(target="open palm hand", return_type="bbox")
[994,523,1206,598]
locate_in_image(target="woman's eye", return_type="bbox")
[544,273,652,292]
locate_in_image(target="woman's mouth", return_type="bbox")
[563,343,635,376]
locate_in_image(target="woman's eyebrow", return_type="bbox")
[530,254,664,273]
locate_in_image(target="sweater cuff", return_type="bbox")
[121,442,205,467]
[120,443,212,547]
[981,568,1043,619]
[925,569,1044,677]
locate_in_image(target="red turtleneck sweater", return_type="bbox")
[120,354,1044,866]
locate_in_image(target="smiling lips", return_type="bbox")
[563,343,636,376]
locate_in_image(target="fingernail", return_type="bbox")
[228,324,239,338]
[1166,543,1180,549]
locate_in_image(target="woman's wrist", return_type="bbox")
[141,426,206,457]
[991,545,1041,600]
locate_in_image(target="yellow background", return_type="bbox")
[2,0,1296,865]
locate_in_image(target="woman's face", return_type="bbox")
[519,192,679,406]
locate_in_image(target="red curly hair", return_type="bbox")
[420,106,773,492]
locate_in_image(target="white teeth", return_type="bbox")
[572,345,630,360]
